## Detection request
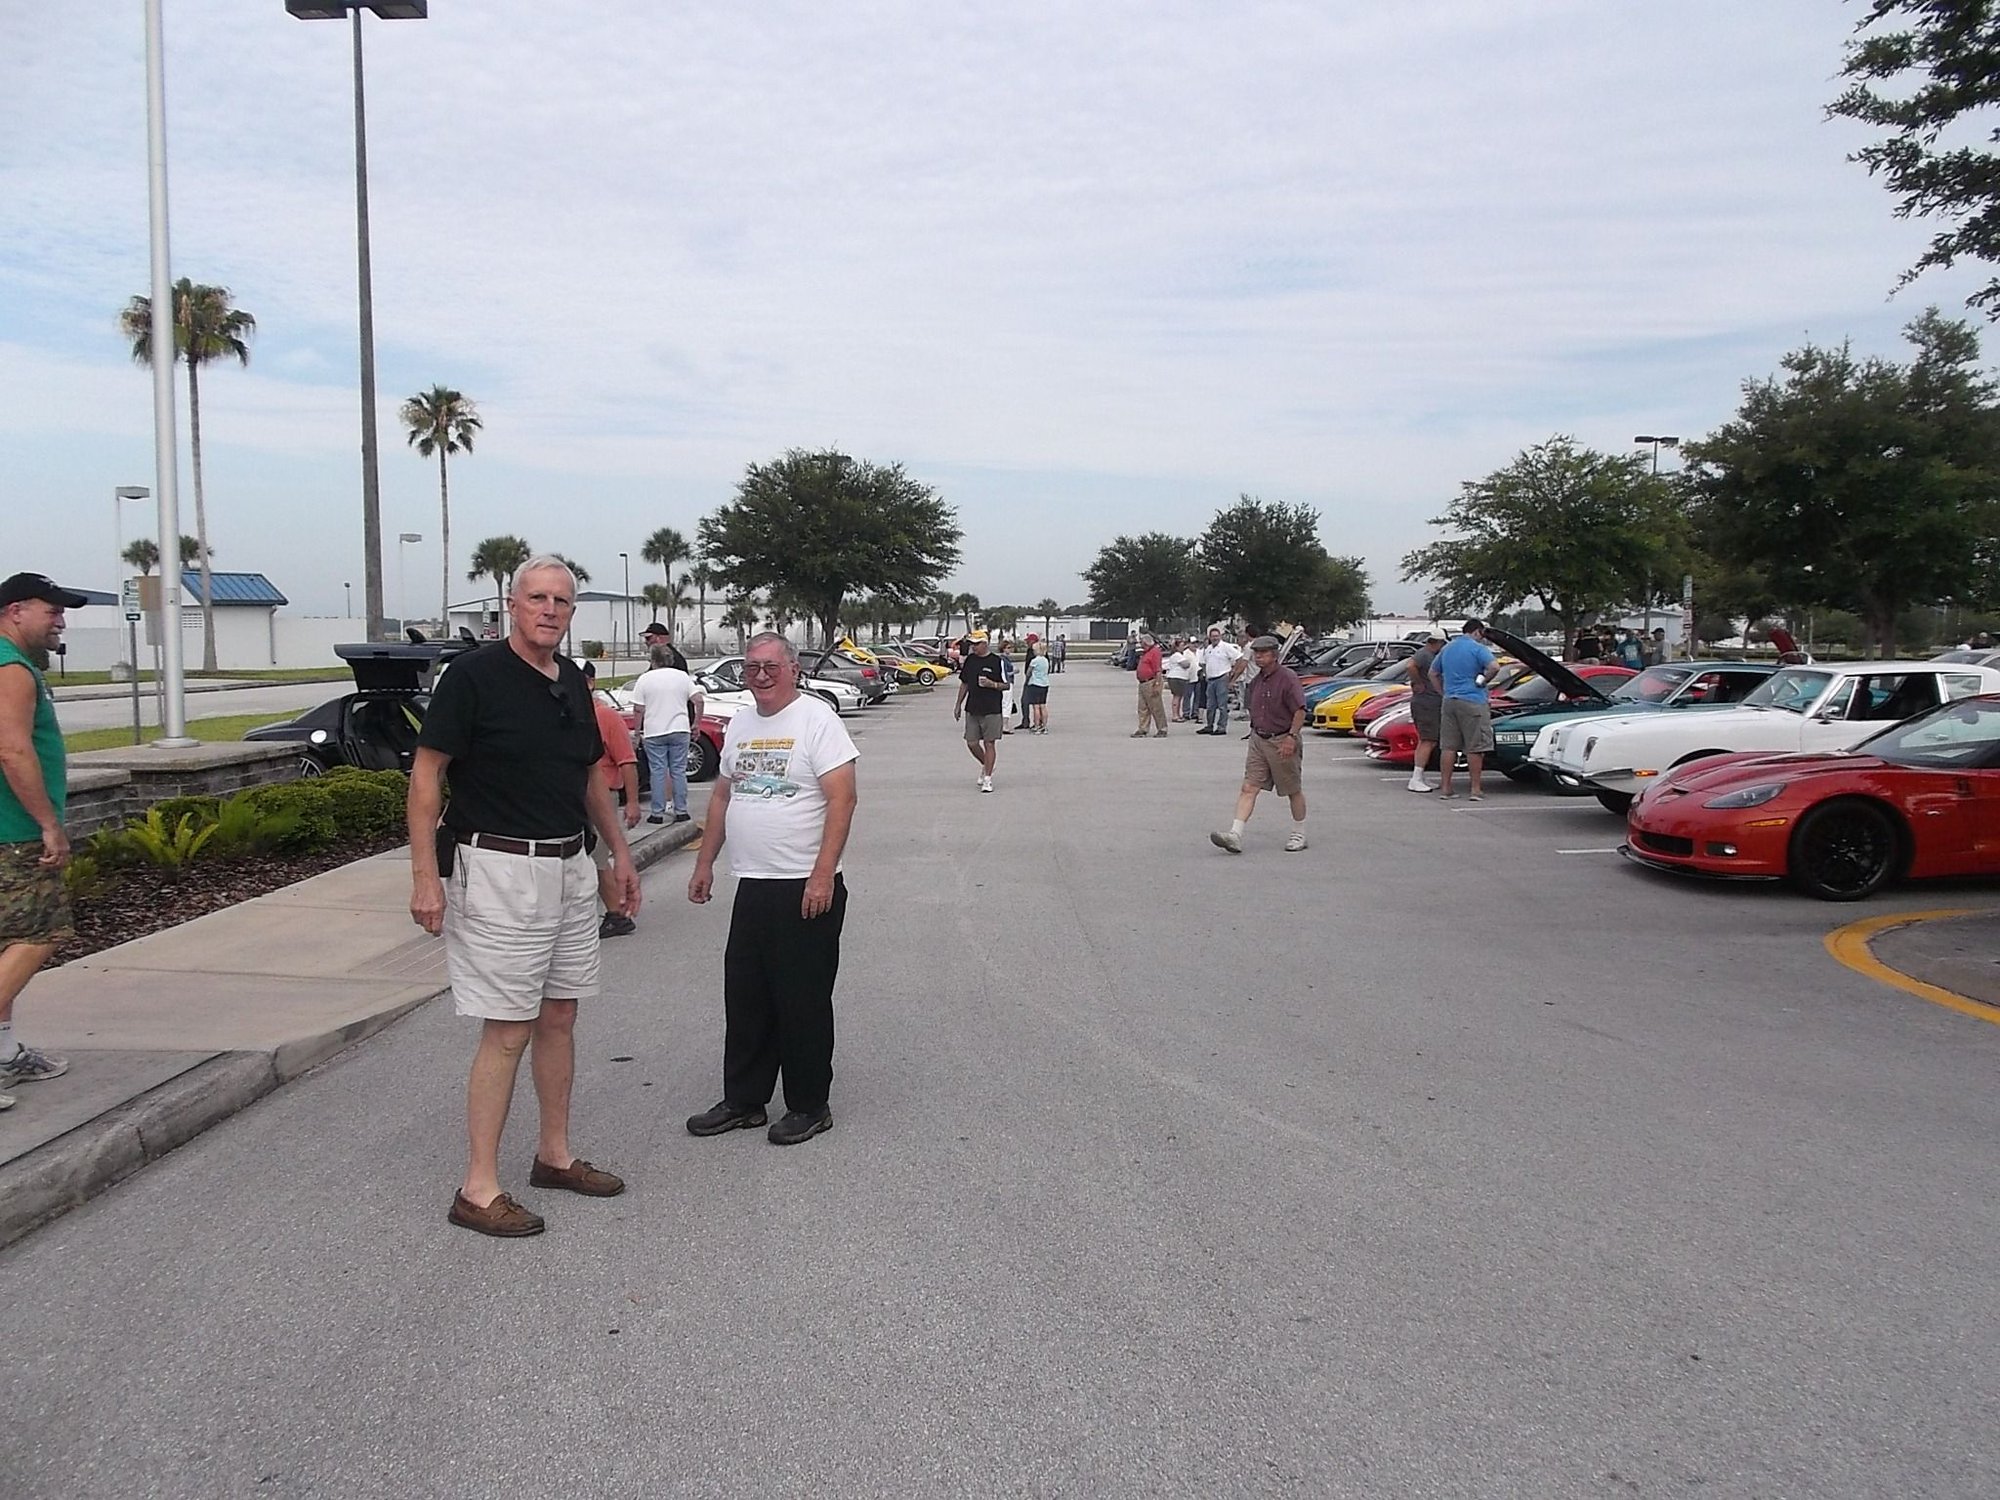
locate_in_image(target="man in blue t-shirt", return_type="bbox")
[1429,617,1497,800]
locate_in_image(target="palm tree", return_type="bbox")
[932,589,957,637]
[955,592,980,637]
[548,554,589,654]
[1035,597,1060,638]
[721,596,760,653]
[467,535,531,627]
[122,539,159,576]
[640,525,691,621]
[400,385,482,632]
[685,560,715,652]
[120,279,255,671]
[640,583,673,615]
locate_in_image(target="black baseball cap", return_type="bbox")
[642,621,670,637]
[0,573,88,609]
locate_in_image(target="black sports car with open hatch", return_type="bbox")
[242,641,473,777]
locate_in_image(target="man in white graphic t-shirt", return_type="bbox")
[628,646,703,823]
[685,632,859,1146]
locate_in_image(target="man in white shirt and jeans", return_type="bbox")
[1197,625,1244,735]
[685,632,859,1146]
[628,645,703,823]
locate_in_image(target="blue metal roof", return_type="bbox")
[179,570,288,606]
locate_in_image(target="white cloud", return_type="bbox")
[0,0,1988,616]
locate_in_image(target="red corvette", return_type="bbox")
[1362,665,1635,769]
[1622,694,2000,900]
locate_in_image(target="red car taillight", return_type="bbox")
[861,667,877,678]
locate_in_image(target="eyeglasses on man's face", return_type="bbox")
[743,659,790,679]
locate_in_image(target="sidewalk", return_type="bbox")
[0,818,702,1248]
[50,676,303,703]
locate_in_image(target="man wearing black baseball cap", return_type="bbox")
[0,573,90,1107]
[640,621,688,673]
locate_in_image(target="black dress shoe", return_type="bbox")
[685,1100,768,1136]
[671,811,692,823]
[646,813,667,825]
[598,912,636,938]
[768,1106,832,1145]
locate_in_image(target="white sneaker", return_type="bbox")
[1284,830,1308,852]
[1209,829,1243,854]
[1407,779,1433,794]
[980,776,993,793]
[0,1091,14,1111]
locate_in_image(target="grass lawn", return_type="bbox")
[51,666,352,687]
[64,713,291,754]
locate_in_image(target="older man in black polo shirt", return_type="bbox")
[408,555,642,1237]
[1209,633,1308,854]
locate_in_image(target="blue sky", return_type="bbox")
[1,0,1987,619]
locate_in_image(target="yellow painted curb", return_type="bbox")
[1824,908,2000,1027]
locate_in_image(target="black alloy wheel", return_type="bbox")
[297,754,328,778]
[687,733,716,782]
[1788,799,1901,901]
[1594,789,1633,815]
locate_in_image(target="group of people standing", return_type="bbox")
[1136,625,1250,736]
[1574,624,1670,667]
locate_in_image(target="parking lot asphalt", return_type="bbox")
[5,669,1998,1498]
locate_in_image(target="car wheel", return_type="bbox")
[1788,799,1902,901]
[298,754,328,779]
[1503,766,1542,784]
[1594,789,1633,815]
[687,734,716,782]
[917,668,938,685]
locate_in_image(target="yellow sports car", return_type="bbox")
[1312,680,1404,733]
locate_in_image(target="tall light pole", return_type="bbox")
[344,581,352,618]
[112,485,150,594]
[285,1,427,644]
[398,531,422,633]
[143,0,194,746]
[1634,436,1681,656]
[619,551,631,661]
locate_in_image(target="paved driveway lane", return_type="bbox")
[3,674,1997,1497]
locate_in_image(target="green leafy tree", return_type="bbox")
[467,534,531,621]
[400,385,482,632]
[641,525,692,601]
[701,450,960,648]
[119,279,255,671]
[1684,310,2000,655]
[1290,554,1372,633]
[1830,2,2000,316]
[1401,437,1686,649]
[983,605,1027,636]
[121,538,159,576]
[1197,497,1366,633]
[640,582,673,613]
[720,595,761,651]
[1082,532,1199,630]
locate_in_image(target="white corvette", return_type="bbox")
[1529,659,2000,812]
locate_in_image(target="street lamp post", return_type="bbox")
[619,552,631,663]
[285,1,427,644]
[397,532,422,634]
[1634,435,1681,654]
[114,485,151,744]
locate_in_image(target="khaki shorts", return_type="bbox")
[963,712,1005,743]
[445,842,602,1021]
[0,840,71,945]
[1410,696,1441,742]
[1244,733,1304,797]
[1439,697,1494,754]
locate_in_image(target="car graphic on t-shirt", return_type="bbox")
[735,772,800,799]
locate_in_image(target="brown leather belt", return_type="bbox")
[456,830,586,859]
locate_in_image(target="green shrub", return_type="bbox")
[89,808,217,876]
[242,782,340,852]
[63,852,113,901]
[315,773,406,842]
[150,793,220,827]
[581,640,605,659]
[206,790,302,859]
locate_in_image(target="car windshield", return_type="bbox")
[1862,697,2000,768]
[1501,673,1563,704]
[1614,666,1689,703]
[1741,667,1832,714]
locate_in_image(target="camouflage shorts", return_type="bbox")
[0,840,71,946]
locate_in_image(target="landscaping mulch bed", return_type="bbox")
[52,835,409,968]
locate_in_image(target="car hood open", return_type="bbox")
[1483,627,1604,704]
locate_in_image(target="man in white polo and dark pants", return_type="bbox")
[686,632,859,1146]
[408,556,642,1238]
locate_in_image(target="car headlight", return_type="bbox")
[1703,783,1785,810]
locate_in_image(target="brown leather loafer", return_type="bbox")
[528,1157,626,1197]
[448,1191,545,1237]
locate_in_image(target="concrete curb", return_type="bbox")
[50,676,333,704]
[0,817,703,1251]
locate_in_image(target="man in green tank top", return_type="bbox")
[0,572,88,1109]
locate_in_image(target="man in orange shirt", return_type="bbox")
[583,661,643,936]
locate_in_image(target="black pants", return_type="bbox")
[723,875,846,1113]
